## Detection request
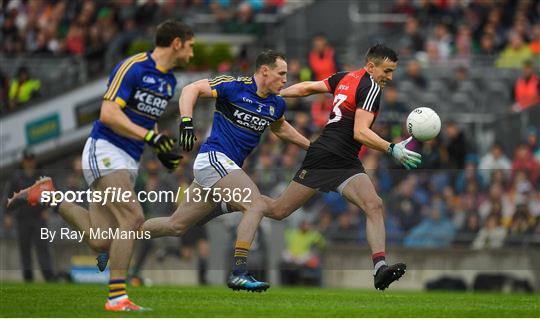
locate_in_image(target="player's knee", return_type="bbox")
[118,213,145,231]
[364,197,384,216]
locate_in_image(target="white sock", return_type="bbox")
[373,260,387,276]
[108,294,128,306]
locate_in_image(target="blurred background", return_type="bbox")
[0,0,539,293]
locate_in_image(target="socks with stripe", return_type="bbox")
[232,240,250,276]
[108,279,128,305]
[372,252,387,276]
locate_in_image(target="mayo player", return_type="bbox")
[8,20,194,311]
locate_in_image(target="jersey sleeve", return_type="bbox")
[324,71,348,94]
[355,77,381,112]
[275,96,287,119]
[103,55,145,107]
[208,76,237,99]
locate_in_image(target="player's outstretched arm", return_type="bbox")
[270,117,310,150]
[178,79,213,117]
[353,109,421,169]
[178,79,213,151]
[279,80,329,98]
[100,100,149,140]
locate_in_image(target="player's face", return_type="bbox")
[368,58,397,88]
[174,38,195,66]
[265,58,288,94]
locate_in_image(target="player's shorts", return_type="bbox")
[293,146,366,194]
[81,137,139,187]
[193,151,241,188]
[181,225,208,247]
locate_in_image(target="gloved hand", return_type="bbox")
[179,117,196,151]
[144,130,175,154]
[157,151,183,171]
[387,136,422,169]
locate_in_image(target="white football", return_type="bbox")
[406,107,441,142]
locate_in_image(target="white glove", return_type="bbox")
[387,137,422,169]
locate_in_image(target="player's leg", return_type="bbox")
[141,182,217,238]
[258,181,317,221]
[56,201,117,253]
[339,173,406,290]
[93,170,149,311]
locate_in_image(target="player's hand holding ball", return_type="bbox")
[179,116,196,151]
[144,130,175,154]
[387,137,422,169]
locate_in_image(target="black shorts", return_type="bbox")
[293,146,366,193]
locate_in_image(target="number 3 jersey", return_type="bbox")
[311,69,382,160]
[200,76,286,167]
[90,51,177,161]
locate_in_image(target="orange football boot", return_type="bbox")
[105,299,151,311]
[6,176,55,207]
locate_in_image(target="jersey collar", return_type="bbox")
[147,51,171,74]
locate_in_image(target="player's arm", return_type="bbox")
[353,109,390,153]
[270,116,310,150]
[178,79,213,118]
[279,81,329,98]
[100,100,148,140]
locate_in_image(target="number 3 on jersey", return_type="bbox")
[327,93,347,124]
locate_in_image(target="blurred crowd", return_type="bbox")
[1,0,284,57]
[390,0,540,68]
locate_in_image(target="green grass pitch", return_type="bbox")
[0,283,539,317]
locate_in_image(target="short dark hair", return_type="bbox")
[255,50,286,70]
[365,44,398,66]
[155,20,194,47]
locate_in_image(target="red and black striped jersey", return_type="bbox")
[310,69,382,160]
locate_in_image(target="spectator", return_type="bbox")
[530,24,540,59]
[308,34,339,81]
[495,33,533,68]
[381,84,409,124]
[0,68,9,113]
[310,94,333,129]
[472,213,507,250]
[280,219,325,286]
[478,142,512,183]
[524,127,540,163]
[455,154,485,194]
[404,203,456,248]
[454,212,481,246]
[443,120,467,169]
[478,33,498,60]
[4,150,55,282]
[478,183,513,222]
[388,177,422,232]
[505,203,535,246]
[511,60,540,112]
[405,59,428,89]
[326,206,360,244]
[511,143,540,185]
[398,17,425,57]
[8,66,41,110]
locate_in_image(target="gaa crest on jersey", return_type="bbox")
[167,84,173,96]
[269,105,275,116]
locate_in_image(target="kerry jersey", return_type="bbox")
[90,51,177,161]
[311,69,382,160]
[199,75,286,167]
